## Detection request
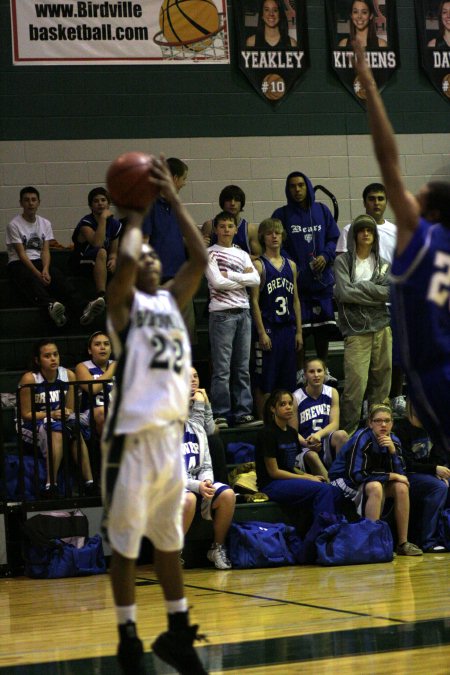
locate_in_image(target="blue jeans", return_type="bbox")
[209,309,253,419]
[408,473,448,549]
[263,478,343,516]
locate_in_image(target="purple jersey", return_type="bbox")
[258,255,296,326]
[391,218,450,451]
[293,384,333,438]
[80,360,114,412]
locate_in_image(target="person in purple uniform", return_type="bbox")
[291,357,348,480]
[250,217,303,419]
[272,171,340,379]
[75,331,116,438]
[353,41,450,452]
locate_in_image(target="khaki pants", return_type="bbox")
[340,327,392,436]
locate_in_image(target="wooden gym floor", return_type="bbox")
[1,553,449,674]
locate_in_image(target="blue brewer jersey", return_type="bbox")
[258,255,296,326]
[30,367,70,412]
[80,360,114,412]
[391,218,450,450]
[21,368,71,441]
[293,385,332,438]
[210,218,250,254]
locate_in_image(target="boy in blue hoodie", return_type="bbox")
[272,172,340,375]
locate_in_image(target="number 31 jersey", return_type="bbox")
[106,289,191,435]
[258,255,296,326]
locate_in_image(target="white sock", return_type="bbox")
[166,598,188,614]
[116,604,137,625]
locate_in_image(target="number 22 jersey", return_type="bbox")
[106,289,191,435]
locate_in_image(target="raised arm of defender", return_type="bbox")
[352,41,421,254]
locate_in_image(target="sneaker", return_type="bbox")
[214,417,228,429]
[80,297,106,325]
[118,634,145,675]
[207,543,232,570]
[424,545,447,553]
[83,481,101,497]
[235,415,263,428]
[390,395,407,416]
[41,484,59,499]
[152,624,208,675]
[296,369,305,386]
[325,369,338,384]
[396,541,423,556]
[48,302,67,327]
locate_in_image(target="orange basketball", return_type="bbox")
[262,74,286,101]
[159,0,219,45]
[106,152,159,210]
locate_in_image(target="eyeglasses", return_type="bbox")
[371,418,392,424]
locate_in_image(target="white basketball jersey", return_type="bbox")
[106,289,191,435]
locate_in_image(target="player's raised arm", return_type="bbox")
[353,41,420,253]
[106,210,148,333]
[150,157,208,310]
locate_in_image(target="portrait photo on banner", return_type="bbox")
[414,0,450,101]
[233,0,310,106]
[326,0,399,104]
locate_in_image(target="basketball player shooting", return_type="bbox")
[102,155,209,675]
[352,41,450,453]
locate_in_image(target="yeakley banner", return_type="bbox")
[233,0,310,106]
[10,0,230,65]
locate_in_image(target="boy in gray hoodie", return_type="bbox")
[334,214,391,436]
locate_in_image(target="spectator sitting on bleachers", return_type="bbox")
[18,339,97,498]
[6,186,101,327]
[255,389,343,519]
[290,357,348,480]
[328,403,423,556]
[182,367,235,570]
[71,187,122,322]
[394,399,450,553]
[75,331,116,438]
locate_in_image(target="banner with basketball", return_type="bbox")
[325,0,399,105]
[10,0,229,65]
[232,0,310,106]
[415,0,450,101]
